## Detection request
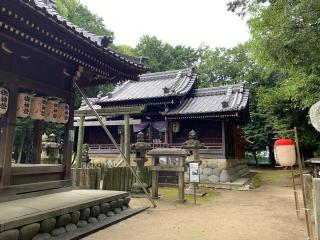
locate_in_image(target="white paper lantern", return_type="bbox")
[0,87,9,115]
[16,93,31,118]
[30,97,47,120]
[45,100,59,122]
[57,103,69,124]
[274,139,296,167]
[172,122,180,133]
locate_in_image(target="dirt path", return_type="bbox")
[84,169,308,240]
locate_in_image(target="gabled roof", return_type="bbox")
[28,0,146,71]
[98,68,197,105]
[164,84,250,121]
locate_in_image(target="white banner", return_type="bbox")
[189,162,200,183]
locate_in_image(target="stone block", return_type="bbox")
[110,201,117,210]
[117,199,124,208]
[124,197,131,206]
[40,218,56,233]
[0,229,19,240]
[98,214,107,221]
[90,206,100,218]
[65,223,77,233]
[207,161,219,169]
[100,203,110,214]
[122,206,128,210]
[19,223,40,240]
[71,211,80,224]
[212,168,222,177]
[209,175,220,183]
[107,211,115,217]
[200,174,209,183]
[88,217,98,224]
[51,227,65,237]
[220,170,230,183]
[202,168,213,176]
[201,161,208,168]
[218,160,227,170]
[56,214,71,228]
[114,208,122,214]
[32,233,51,240]
[77,221,88,228]
[80,208,90,220]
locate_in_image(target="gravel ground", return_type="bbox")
[84,169,308,240]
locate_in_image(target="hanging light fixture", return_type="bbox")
[30,97,47,120]
[16,93,31,118]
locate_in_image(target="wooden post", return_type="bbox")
[124,114,131,165]
[164,117,169,144]
[221,121,226,158]
[303,174,314,220]
[0,80,18,188]
[313,178,320,240]
[178,171,185,202]
[76,116,85,169]
[31,120,44,164]
[168,121,173,144]
[63,92,75,180]
[294,127,313,240]
[151,170,159,199]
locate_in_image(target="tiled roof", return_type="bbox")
[98,68,197,104]
[164,84,249,117]
[22,0,146,71]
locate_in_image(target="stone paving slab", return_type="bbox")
[0,190,128,232]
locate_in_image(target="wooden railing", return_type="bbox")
[88,141,224,158]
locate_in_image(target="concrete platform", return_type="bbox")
[0,190,128,232]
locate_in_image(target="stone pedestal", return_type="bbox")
[182,130,206,197]
[131,132,151,196]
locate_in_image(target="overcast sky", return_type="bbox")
[80,0,249,49]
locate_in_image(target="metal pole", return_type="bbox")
[294,127,313,240]
[75,83,157,208]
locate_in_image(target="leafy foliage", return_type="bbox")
[55,0,114,38]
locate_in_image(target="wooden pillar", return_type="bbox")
[151,170,159,199]
[0,80,18,188]
[313,178,320,240]
[63,92,75,179]
[221,121,226,158]
[75,115,85,169]
[164,117,169,144]
[31,120,44,164]
[124,114,131,165]
[119,126,124,156]
[168,121,173,144]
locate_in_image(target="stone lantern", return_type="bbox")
[182,130,206,196]
[131,132,152,194]
[41,133,61,164]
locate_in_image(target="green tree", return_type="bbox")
[135,35,198,72]
[55,0,114,38]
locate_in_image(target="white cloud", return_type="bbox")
[80,0,249,48]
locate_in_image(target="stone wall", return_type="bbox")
[185,159,249,184]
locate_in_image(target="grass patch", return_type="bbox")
[251,173,262,188]
[158,187,220,202]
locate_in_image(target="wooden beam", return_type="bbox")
[74,106,145,117]
[74,119,141,127]
[124,114,131,165]
[75,116,85,169]
[0,79,18,188]
[31,120,44,164]
[0,70,71,99]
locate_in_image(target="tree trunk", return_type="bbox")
[268,145,276,167]
[252,151,258,166]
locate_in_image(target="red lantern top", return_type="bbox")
[275,138,295,146]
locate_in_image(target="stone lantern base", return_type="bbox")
[131,182,149,196]
[185,183,207,196]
